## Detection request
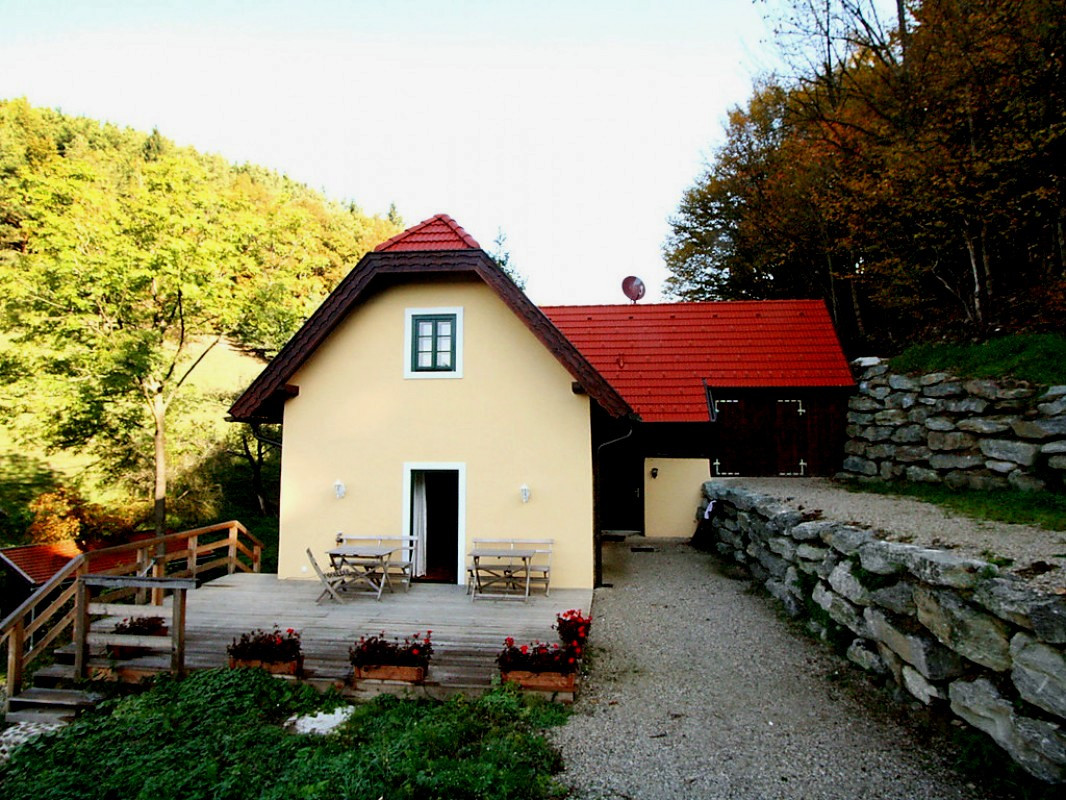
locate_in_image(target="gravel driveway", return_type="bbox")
[551,539,997,800]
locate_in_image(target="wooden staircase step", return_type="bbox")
[4,708,78,726]
[28,663,77,687]
[8,687,101,709]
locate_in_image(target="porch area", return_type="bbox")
[90,573,592,699]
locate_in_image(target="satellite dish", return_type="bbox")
[622,276,646,303]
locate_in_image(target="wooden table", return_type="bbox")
[328,545,397,600]
[469,548,536,601]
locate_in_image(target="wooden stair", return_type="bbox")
[5,687,102,725]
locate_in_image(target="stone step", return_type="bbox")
[4,707,77,726]
[8,687,101,710]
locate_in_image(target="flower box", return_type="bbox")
[351,664,426,683]
[227,655,304,676]
[500,670,577,692]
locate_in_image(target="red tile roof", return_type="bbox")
[374,213,481,252]
[0,540,84,585]
[541,300,854,422]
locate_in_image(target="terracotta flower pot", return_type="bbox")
[500,670,577,691]
[227,655,304,676]
[351,664,426,683]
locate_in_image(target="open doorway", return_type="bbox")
[406,464,464,584]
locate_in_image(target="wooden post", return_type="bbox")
[253,542,262,573]
[6,618,26,703]
[187,534,198,578]
[171,587,187,676]
[152,557,165,606]
[135,543,149,605]
[227,524,238,574]
[72,577,90,680]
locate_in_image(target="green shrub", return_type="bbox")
[889,333,1066,385]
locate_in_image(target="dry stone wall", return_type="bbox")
[700,481,1066,783]
[839,359,1066,492]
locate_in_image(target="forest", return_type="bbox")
[0,98,401,555]
[664,0,1065,350]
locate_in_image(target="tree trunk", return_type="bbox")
[152,390,167,544]
[964,230,986,327]
[849,274,866,339]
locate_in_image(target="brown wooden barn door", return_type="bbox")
[774,398,809,476]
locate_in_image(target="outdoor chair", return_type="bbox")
[306,548,351,604]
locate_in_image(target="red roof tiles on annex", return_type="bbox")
[541,300,854,422]
[374,213,481,252]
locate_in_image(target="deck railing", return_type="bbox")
[0,521,262,701]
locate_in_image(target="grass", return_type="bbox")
[889,333,1066,385]
[842,480,1066,532]
[0,670,569,800]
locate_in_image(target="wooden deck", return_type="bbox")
[91,573,593,700]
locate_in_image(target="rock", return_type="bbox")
[890,425,926,444]
[895,445,931,462]
[829,562,873,605]
[944,397,989,414]
[857,540,913,575]
[902,665,946,704]
[850,395,883,412]
[921,372,955,386]
[821,524,873,555]
[875,408,907,425]
[789,520,838,541]
[861,425,895,442]
[847,638,887,673]
[1049,455,1066,470]
[924,381,965,398]
[925,416,956,431]
[908,406,933,423]
[796,543,829,561]
[1039,385,1066,400]
[913,586,1012,671]
[886,392,918,410]
[877,642,905,686]
[847,411,875,426]
[979,438,1041,465]
[963,379,1001,399]
[1010,633,1066,718]
[870,582,916,615]
[866,443,896,460]
[928,431,976,451]
[813,582,869,636]
[985,459,1017,474]
[1042,440,1066,455]
[957,417,1012,435]
[889,374,920,391]
[842,456,878,476]
[865,607,965,680]
[901,548,989,589]
[1008,471,1046,492]
[973,580,1066,643]
[766,579,803,618]
[929,454,984,470]
[949,678,1066,783]
[1012,416,1066,441]
[1037,398,1066,416]
[905,466,940,483]
[768,536,796,560]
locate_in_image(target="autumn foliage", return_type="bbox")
[665,0,1066,350]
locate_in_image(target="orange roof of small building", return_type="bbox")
[374,213,481,252]
[541,300,854,422]
[0,540,85,585]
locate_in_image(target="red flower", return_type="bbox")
[520,645,528,654]
[505,636,515,647]
[412,648,419,656]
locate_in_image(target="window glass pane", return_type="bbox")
[437,336,451,354]
[418,321,434,337]
[438,321,452,337]
[418,352,433,368]
[418,337,434,352]
[438,351,451,367]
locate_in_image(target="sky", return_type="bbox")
[1,0,780,305]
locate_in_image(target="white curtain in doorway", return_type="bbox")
[411,472,428,576]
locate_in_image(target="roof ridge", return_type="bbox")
[374,213,481,252]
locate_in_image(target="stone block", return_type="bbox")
[1012,416,1066,441]
[850,395,883,412]
[913,585,1012,671]
[842,456,878,476]
[828,562,872,605]
[903,665,946,704]
[944,397,989,414]
[985,459,1017,474]
[847,411,875,425]
[821,524,873,555]
[1037,398,1066,416]
[844,440,867,456]
[925,416,956,431]
[866,443,896,460]
[963,379,1000,399]
[924,381,965,398]
[949,678,1066,783]
[1011,633,1066,718]
[846,424,861,438]
[907,406,933,423]
[1050,455,1066,470]
[920,372,954,386]
[972,578,1066,641]
[875,408,907,425]
[895,445,931,462]
[766,579,803,618]
[979,438,1040,466]
[767,536,796,560]
[889,374,920,391]
[885,392,918,410]
[858,541,914,577]
[957,417,1012,435]
[796,542,829,561]
[891,425,926,444]
[813,582,869,636]
[861,425,894,442]
[847,638,887,673]
[1042,440,1066,455]
[1039,385,1066,400]
[877,642,904,686]
[865,607,964,680]
[928,431,976,451]
[929,454,983,470]
[868,385,892,401]
[1008,471,1046,492]
[901,548,989,589]
[789,520,838,541]
[905,466,940,483]
[870,582,916,615]
[856,359,887,377]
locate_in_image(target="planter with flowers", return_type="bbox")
[554,608,591,647]
[496,637,580,692]
[108,615,169,659]
[349,631,433,683]
[227,626,304,676]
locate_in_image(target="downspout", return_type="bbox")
[249,423,282,450]
[593,425,634,588]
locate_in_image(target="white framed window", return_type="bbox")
[404,307,464,379]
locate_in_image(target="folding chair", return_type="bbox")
[306,548,349,604]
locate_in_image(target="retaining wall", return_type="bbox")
[700,481,1066,783]
[839,360,1066,491]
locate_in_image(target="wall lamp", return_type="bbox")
[333,480,346,499]
[650,467,659,479]
[520,484,531,503]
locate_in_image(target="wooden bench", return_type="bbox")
[336,535,418,592]
[466,538,552,597]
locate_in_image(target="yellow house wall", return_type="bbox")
[643,457,709,538]
[276,279,595,588]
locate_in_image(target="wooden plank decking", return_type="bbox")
[92,573,593,699]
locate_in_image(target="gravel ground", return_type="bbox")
[551,539,1001,800]
[718,478,1066,593]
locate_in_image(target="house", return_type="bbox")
[229,214,853,589]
